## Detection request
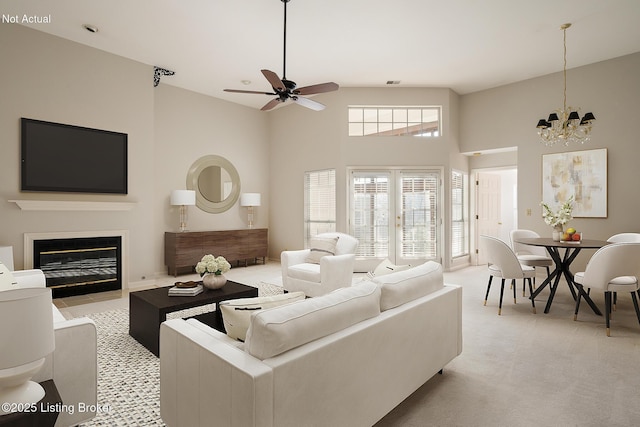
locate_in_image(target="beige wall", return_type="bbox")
[268,87,468,270]
[3,22,639,279]
[0,24,269,284]
[153,83,270,247]
[461,52,640,269]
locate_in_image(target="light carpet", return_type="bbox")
[79,282,282,426]
[76,268,640,426]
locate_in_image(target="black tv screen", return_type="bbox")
[21,118,128,194]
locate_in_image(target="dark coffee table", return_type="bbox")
[129,280,258,356]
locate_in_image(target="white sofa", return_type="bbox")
[160,261,462,427]
[11,269,98,427]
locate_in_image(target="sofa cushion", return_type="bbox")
[304,236,339,264]
[219,292,306,341]
[373,258,411,277]
[245,281,381,359]
[372,261,444,311]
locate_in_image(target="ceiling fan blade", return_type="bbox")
[261,69,285,92]
[293,96,325,111]
[294,82,339,96]
[261,98,282,111]
[224,89,277,95]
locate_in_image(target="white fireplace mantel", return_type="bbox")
[8,199,136,211]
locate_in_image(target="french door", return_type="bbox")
[349,169,441,265]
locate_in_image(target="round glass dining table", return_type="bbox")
[514,237,610,315]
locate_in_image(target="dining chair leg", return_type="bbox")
[527,278,536,314]
[484,276,493,306]
[631,291,640,325]
[604,291,611,337]
[613,292,617,311]
[573,284,584,321]
[499,279,506,315]
[512,279,517,304]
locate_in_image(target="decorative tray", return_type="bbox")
[174,281,199,288]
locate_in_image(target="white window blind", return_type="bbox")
[351,172,391,258]
[451,170,468,258]
[304,169,336,246]
[400,172,439,259]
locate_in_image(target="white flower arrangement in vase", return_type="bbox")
[540,196,574,240]
[195,254,231,289]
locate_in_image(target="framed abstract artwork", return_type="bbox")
[542,148,607,218]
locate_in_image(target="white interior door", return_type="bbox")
[475,172,502,265]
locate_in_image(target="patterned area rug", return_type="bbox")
[79,282,281,426]
[81,308,163,426]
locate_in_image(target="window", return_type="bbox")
[348,106,441,137]
[349,169,441,264]
[304,169,336,247]
[351,172,390,258]
[451,170,468,258]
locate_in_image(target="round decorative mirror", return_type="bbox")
[186,155,240,213]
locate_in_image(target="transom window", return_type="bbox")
[348,106,441,137]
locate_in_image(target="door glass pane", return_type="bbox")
[352,173,390,258]
[400,172,439,260]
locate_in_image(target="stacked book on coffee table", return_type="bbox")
[168,281,203,297]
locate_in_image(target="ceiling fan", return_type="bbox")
[224,0,339,111]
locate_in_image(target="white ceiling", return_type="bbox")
[10,0,640,110]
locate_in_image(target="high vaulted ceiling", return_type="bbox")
[9,0,640,110]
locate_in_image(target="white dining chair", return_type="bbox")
[480,235,537,315]
[510,229,553,294]
[607,233,640,243]
[573,243,640,336]
[606,233,640,310]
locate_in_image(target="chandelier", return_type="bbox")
[536,23,595,146]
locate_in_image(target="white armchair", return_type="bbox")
[10,269,98,427]
[281,232,358,297]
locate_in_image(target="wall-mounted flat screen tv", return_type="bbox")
[21,118,128,194]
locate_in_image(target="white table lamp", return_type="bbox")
[0,288,55,414]
[240,193,261,229]
[171,190,196,232]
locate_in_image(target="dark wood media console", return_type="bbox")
[164,229,268,276]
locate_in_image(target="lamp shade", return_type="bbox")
[170,190,196,206]
[240,193,261,207]
[0,288,54,369]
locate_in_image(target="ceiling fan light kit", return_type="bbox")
[536,23,595,147]
[224,0,339,111]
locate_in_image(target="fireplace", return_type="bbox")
[25,231,127,298]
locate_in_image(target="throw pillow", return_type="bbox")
[245,282,381,360]
[219,291,305,341]
[372,261,444,311]
[372,258,411,277]
[304,236,339,264]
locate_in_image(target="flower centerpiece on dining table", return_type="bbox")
[540,196,574,241]
[195,254,231,289]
